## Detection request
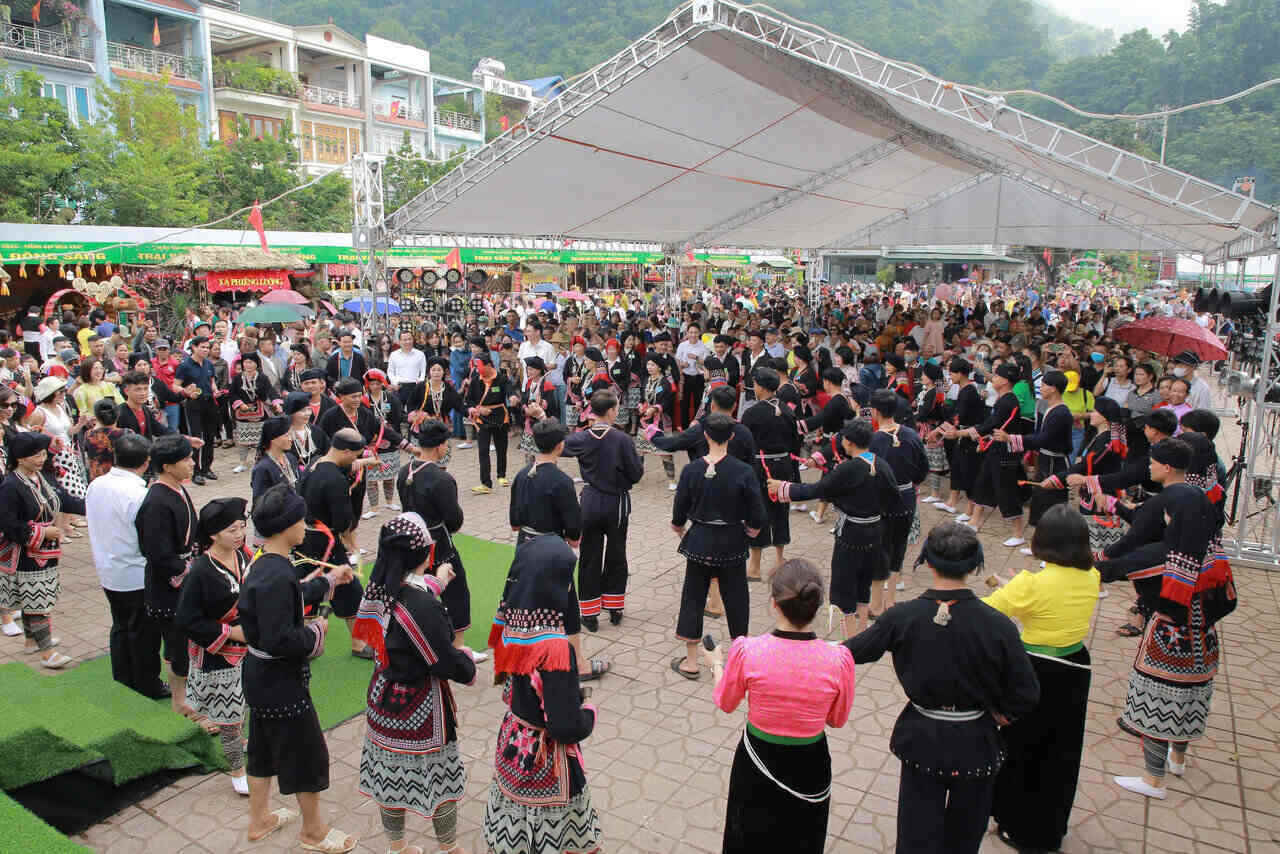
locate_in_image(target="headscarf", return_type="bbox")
[489,534,576,677]
[352,512,435,669]
[197,497,247,550]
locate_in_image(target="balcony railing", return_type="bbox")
[302,84,360,111]
[434,109,481,134]
[372,99,426,122]
[108,42,204,81]
[3,21,93,63]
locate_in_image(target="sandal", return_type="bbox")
[579,658,610,682]
[40,651,73,669]
[1115,623,1143,637]
[670,656,700,680]
[299,827,357,853]
[247,807,297,842]
[703,608,723,619]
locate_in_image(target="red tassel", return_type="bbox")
[1194,556,1232,593]
[1206,484,1224,504]
[492,638,572,677]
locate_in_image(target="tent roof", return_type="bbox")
[384,1,1275,257]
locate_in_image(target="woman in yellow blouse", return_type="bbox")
[72,358,123,423]
[983,504,1099,853]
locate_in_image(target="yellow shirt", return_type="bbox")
[73,381,123,415]
[77,328,93,357]
[983,562,1100,649]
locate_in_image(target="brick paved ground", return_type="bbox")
[5,380,1277,853]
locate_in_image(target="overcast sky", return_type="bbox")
[1043,0,1195,38]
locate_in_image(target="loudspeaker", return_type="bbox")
[469,296,485,314]
[395,268,416,284]
[467,269,488,286]
[1220,285,1274,318]
[421,270,439,286]
[420,297,437,314]
[444,268,462,285]
[445,297,464,314]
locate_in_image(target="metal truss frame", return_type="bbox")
[389,233,661,253]
[1205,215,1279,263]
[351,153,393,331]
[378,0,1271,254]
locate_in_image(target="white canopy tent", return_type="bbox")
[371,0,1275,258]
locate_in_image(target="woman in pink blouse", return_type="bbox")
[707,558,856,853]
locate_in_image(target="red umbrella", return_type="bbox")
[260,289,308,305]
[1112,316,1227,361]
[320,300,338,315]
[559,290,590,301]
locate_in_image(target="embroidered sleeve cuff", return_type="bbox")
[25,523,47,549]
[1006,435,1024,453]
[422,575,443,596]
[207,623,232,654]
[308,622,326,660]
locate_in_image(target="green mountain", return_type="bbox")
[246,0,1280,202]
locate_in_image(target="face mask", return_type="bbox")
[1173,366,1187,377]
[1090,352,1105,363]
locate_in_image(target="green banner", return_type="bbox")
[1,241,747,268]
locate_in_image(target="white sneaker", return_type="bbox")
[809,511,822,524]
[389,504,401,512]
[792,504,808,512]
[955,513,970,523]
[798,463,809,472]
[232,464,246,474]
[668,481,677,491]
[895,581,906,591]
[362,510,377,520]
[457,442,473,449]
[935,503,956,513]
[1003,537,1027,547]
[1113,776,1166,799]
[1018,547,1034,556]
[231,774,249,796]
[1,621,20,637]
[470,649,490,663]
[1167,746,1187,777]
[920,496,938,503]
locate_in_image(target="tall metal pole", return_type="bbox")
[1159,109,1169,165]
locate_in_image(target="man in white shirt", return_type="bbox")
[1172,351,1215,411]
[386,330,427,407]
[85,432,167,698]
[517,321,557,386]
[675,322,709,429]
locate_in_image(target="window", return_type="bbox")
[73,87,89,125]
[42,82,68,111]
[306,122,358,164]
[245,114,284,139]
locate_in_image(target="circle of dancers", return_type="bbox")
[0,279,1239,854]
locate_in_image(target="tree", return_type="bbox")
[204,121,353,232]
[0,70,82,223]
[484,92,527,142]
[79,75,209,226]
[382,132,462,214]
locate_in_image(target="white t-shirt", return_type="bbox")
[85,467,149,591]
[676,339,709,376]
[387,348,427,386]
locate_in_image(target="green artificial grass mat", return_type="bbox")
[0,661,226,791]
[0,793,90,853]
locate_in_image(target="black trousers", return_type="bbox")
[896,764,994,854]
[679,374,704,429]
[676,559,749,642]
[1028,453,1070,526]
[103,588,166,698]
[880,511,912,580]
[184,397,217,472]
[578,487,629,617]
[477,425,508,487]
[971,452,1024,519]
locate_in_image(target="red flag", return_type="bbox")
[248,201,268,250]
[1042,248,1052,266]
[152,17,161,46]
[499,115,510,132]
[443,247,461,270]
[684,242,696,263]
[31,0,40,23]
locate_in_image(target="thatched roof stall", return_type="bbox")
[158,246,312,272]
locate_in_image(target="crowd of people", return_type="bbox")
[0,271,1239,853]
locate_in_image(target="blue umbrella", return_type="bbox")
[539,299,558,313]
[531,282,560,294]
[342,296,401,314]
